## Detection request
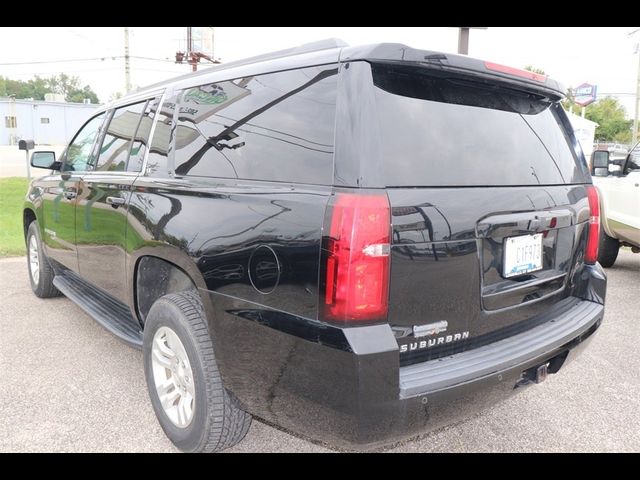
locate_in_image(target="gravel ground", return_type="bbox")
[1,249,638,452]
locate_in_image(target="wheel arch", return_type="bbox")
[23,208,37,241]
[132,250,210,327]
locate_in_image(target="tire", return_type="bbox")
[143,290,251,453]
[26,221,60,298]
[598,230,619,268]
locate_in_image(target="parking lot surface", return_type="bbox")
[1,250,639,452]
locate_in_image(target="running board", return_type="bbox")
[53,270,143,349]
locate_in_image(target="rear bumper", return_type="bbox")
[399,300,601,399]
[205,270,605,450]
[340,299,602,449]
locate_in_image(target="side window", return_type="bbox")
[173,64,338,184]
[63,112,106,172]
[625,142,640,174]
[93,101,147,172]
[127,98,158,173]
[145,93,178,177]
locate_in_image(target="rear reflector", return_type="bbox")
[322,192,391,323]
[484,61,548,82]
[585,186,600,264]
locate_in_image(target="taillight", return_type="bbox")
[321,192,391,324]
[484,61,548,82]
[585,186,600,264]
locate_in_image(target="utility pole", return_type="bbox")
[631,28,640,145]
[176,27,220,71]
[124,27,132,93]
[457,27,487,55]
[634,41,640,145]
[458,28,470,55]
[187,27,196,72]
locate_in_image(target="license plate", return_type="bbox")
[503,233,543,278]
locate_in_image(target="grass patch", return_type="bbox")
[0,177,28,257]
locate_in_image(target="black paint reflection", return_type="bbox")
[387,185,591,364]
[127,178,331,319]
[172,65,338,185]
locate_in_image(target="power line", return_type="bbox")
[3,65,185,77]
[0,55,175,66]
[0,57,118,65]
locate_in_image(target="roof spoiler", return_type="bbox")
[341,43,566,100]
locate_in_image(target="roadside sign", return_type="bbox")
[574,83,597,107]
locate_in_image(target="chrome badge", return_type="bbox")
[413,321,448,338]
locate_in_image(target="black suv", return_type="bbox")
[23,40,607,452]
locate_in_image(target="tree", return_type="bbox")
[46,74,99,104]
[0,75,50,100]
[46,73,79,99]
[0,74,99,103]
[524,65,546,75]
[585,97,633,143]
[67,85,99,104]
[562,86,577,112]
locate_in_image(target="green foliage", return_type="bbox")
[562,86,576,112]
[0,76,50,100]
[585,97,633,142]
[0,74,99,104]
[0,177,29,257]
[67,85,99,104]
[524,65,546,75]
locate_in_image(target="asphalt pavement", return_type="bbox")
[1,250,639,452]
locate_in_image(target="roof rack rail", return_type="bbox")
[138,38,348,93]
[207,38,348,73]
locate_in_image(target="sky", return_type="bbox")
[0,27,638,118]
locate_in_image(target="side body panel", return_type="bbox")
[30,173,83,272]
[594,173,640,247]
[126,65,340,419]
[75,174,138,300]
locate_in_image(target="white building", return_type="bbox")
[0,96,100,146]
[566,110,598,158]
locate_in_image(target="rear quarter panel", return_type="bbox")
[127,175,332,404]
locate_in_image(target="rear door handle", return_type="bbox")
[106,196,126,207]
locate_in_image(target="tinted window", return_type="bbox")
[64,112,106,172]
[127,98,158,173]
[93,101,146,172]
[173,65,338,184]
[371,64,589,187]
[626,142,640,174]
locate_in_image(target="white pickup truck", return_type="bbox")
[591,141,640,267]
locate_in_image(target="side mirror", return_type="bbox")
[30,151,60,170]
[591,150,610,177]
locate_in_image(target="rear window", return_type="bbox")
[371,64,589,187]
